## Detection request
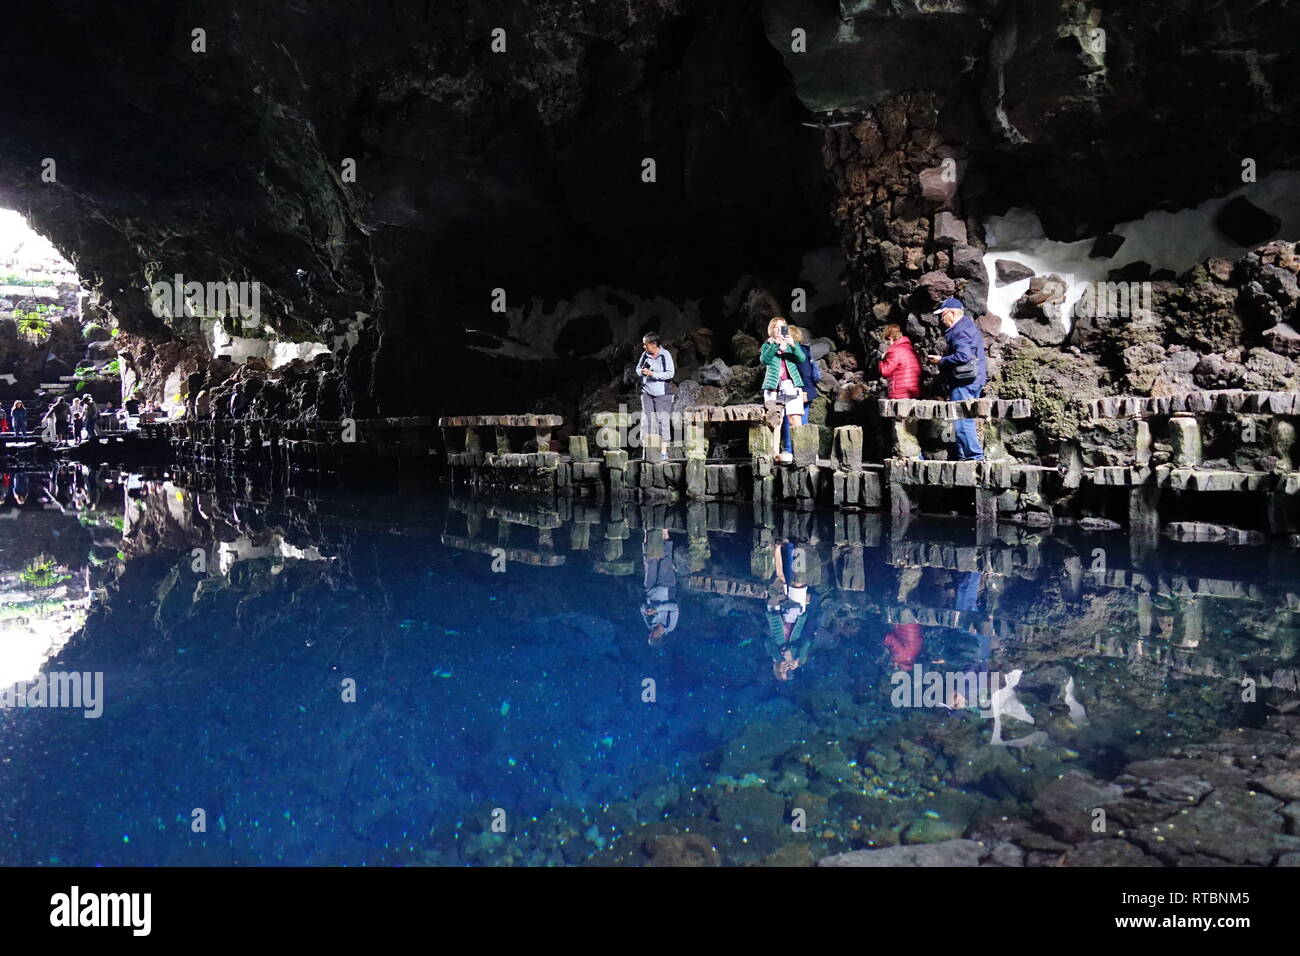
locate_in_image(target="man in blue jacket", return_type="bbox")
[926,297,987,461]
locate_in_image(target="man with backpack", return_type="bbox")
[926,297,988,461]
[636,332,675,461]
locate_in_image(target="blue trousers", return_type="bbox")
[950,382,985,460]
[779,394,813,453]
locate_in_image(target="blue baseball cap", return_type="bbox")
[933,298,964,314]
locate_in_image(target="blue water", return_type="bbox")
[1,465,1297,865]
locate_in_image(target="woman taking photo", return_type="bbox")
[759,316,806,464]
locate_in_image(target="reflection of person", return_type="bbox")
[883,621,923,668]
[641,529,679,646]
[948,571,990,709]
[766,584,811,682]
[766,540,816,681]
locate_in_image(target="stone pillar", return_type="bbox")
[983,419,1010,462]
[1136,593,1153,637]
[495,425,514,454]
[1128,485,1162,534]
[1134,419,1152,467]
[892,418,921,459]
[832,425,863,472]
[1180,597,1203,648]
[1061,555,1083,600]
[790,423,820,467]
[1169,414,1202,468]
[886,462,912,516]
[1266,493,1295,534]
[684,422,708,460]
[569,434,589,461]
[643,528,665,560]
[751,530,775,579]
[836,544,865,591]
[1270,417,1296,472]
[1058,441,1083,489]
[686,457,706,500]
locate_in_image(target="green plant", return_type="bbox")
[17,315,52,339]
[0,274,55,287]
[19,555,70,589]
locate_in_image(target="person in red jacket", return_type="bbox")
[877,324,922,399]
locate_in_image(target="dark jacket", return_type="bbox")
[878,336,922,399]
[794,346,820,400]
[938,315,987,388]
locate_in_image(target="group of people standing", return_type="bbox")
[874,296,989,461]
[0,395,103,441]
[634,295,990,463]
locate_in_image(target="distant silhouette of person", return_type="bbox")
[83,396,99,439]
[11,401,28,437]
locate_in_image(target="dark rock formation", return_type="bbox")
[1215,196,1282,247]
[1012,275,1068,346]
[1089,233,1125,259]
[0,0,832,420]
[995,259,1035,286]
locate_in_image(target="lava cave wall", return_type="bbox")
[0,0,1298,426]
[0,0,828,419]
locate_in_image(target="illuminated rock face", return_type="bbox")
[0,1,1298,426]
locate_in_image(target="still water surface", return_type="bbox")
[1,465,1296,865]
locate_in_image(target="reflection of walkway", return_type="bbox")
[434,491,1299,686]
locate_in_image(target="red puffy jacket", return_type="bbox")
[883,623,924,668]
[878,336,922,399]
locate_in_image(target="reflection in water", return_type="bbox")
[0,465,119,690]
[1,474,1298,865]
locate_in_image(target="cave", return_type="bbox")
[2,0,1300,892]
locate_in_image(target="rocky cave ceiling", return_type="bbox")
[0,0,1297,414]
